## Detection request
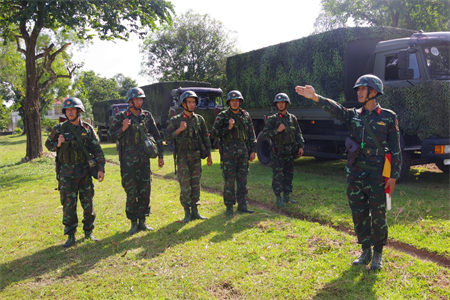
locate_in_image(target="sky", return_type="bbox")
[71,0,322,86]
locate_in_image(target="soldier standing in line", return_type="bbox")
[263,93,304,207]
[108,87,164,235]
[295,75,402,271]
[165,91,212,223]
[211,90,257,216]
[46,97,105,248]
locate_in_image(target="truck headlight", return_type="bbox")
[434,145,450,154]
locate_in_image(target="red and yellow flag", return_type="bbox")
[382,153,392,194]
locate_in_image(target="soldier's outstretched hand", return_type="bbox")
[295,85,319,102]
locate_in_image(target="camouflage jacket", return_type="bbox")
[45,120,105,178]
[165,112,211,155]
[108,108,164,160]
[211,108,257,153]
[316,96,402,179]
[263,111,305,149]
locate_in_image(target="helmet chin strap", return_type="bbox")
[66,110,80,123]
[362,88,377,104]
[182,102,195,113]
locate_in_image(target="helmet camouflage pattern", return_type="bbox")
[226,90,244,105]
[178,90,198,106]
[62,97,85,114]
[273,93,291,105]
[126,87,146,102]
[353,74,384,95]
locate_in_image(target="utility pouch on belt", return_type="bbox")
[345,136,360,165]
[129,114,159,159]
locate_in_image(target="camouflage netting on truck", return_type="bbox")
[379,81,450,140]
[226,26,414,108]
[92,99,123,125]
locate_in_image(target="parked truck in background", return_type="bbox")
[226,27,449,182]
[92,81,224,143]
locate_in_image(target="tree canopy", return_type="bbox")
[0,0,173,159]
[140,10,239,88]
[314,0,450,33]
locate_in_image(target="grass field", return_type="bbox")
[1,133,449,299]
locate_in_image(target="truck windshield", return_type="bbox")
[424,44,450,80]
[197,95,223,108]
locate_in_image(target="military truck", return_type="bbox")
[92,81,224,142]
[226,27,449,182]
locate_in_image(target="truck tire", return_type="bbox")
[397,150,411,183]
[435,160,449,173]
[256,131,271,167]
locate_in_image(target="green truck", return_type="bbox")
[92,81,224,143]
[226,27,449,182]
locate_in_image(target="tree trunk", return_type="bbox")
[23,36,42,160]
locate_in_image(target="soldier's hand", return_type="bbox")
[298,147,304,157]
[386,178,397,194]
[177,121,187,134]
[57,134,65,147]
[228,118,235,130]
[278,124,285,132]
[295,85,319,102]
[97,171,105,182]
[122,119,131,131]
[158,158,164,168]
[207,155,212,166]
[249,152,256,162]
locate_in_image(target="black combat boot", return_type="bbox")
[237,204,254,214]
[191,206,208,220]
[63,234,76,248]
[128,220,139,235]
[283,193,298,203]
[370,251,383,271]
[183,207,191,223]
[84,230,99,242]
[225,206,233,216]
[276,195,285,207]
[352,248,372,266]
[138,218,154,231]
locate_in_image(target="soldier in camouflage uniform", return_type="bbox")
[108,87,164,235]
[296,74,402,271]
[165,91,212,223]
[211,90,257,216]
[45,97,105,248]
[263,93,305,207]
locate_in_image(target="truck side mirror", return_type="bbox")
[398,68,414,80]
[397,49,409,69]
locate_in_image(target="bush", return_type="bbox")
[41,117,58,132]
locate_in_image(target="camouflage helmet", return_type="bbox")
[273,93,291,105]
[178,90,198,106]
[126,87,146,102]
[226,90,244,105]
[353,74,384,95]
[62,97,85,114]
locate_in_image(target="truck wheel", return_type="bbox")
[256,132,271,167]
[397,150,411,183]
[435,160,449,173]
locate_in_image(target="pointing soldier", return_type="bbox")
[211,90,257,216]
[296,75,402,271]
[108,87,164,235]
[165,91,212,223]
[263,93,304,207]
[45,97,105,248]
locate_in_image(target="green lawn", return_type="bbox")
[0,133,449,299]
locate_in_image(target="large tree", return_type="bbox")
[140,9,239,87]
[314,0,450,33]
[0,0,173,160]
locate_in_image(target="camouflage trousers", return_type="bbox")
[121,157,151,220]
[177,151,202,208]
[222,146,249,206]
[270,152,294,196]
[347,173,388,248]
[60,174,95,235]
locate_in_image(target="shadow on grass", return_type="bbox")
[313,266,380,300]
[0,211,270,291]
